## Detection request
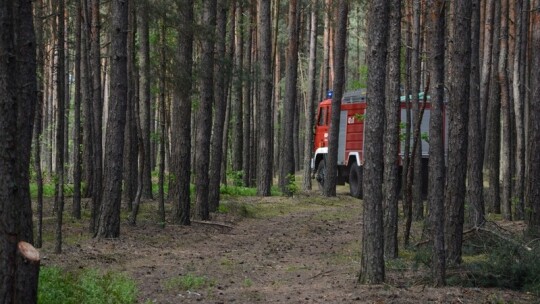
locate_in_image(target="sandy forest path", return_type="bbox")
[41,190,536,303]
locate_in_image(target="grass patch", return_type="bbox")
[163,274,214,291]
[38,267,137,304]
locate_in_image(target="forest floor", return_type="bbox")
[38,185,538,303]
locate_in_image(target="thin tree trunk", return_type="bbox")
[467,0,484,227]
[232,3,244,174]
[480,0,495,143]
[171,0,194,225]
[383,0,401,259]
[54,0,66,254]
[499,0,512,221]
[302,0,318,192]
[281,0,299,195]
[81,0,94,199]
[359,0,388,284]
[158,19,166,225]
[257,0,274,195]
[195,0,217,220]
[242,4,253,187]
[512,0,528,220]
[411,0,423,221]
[123,0,138,210]
[96,0,128,238]
[33,3,45,248]
[90,0,103,234]
[427,0,446,285]
[484,0,501,214]
[138,0,153,199]
[445,0,471,265]
[525,0,540,237]
[73,0,83,219]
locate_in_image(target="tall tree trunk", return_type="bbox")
[96,0,128,238]
[1,0,40,300]
[90,0,103,234]
[359,0,388,284]
[158,19,166,224]
[73,0,83,219]
[281,0,299,195]
[383,0,401,260]
[34,0,45,247]
[195,0,217,220]
[232,3,244,174]
[512,0,528,220]
[525,0,540,237]
[445,0,471,265]
[484,0,501,214]
[209,0,233,209]
[302,0,318,191]
[171,0,194,225]
[411,0,423,221]
[467,0,484,227]
[123,0,138,210]
[480,0,495,152]
[427,0,446,286]
[242,4,253,187]
[257,0,274,195]
[499,0,512,221]
[138,0,153,199]
[81,0,94,199]
[54,0,66,254]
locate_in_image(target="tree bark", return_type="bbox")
[232,3,244,174]
[466,0,484,227]
[359,0,388,284]
[138,0,153,199]
[525,0,540,237]
[171,0,194,225]
[257,0,274,196]
[499,0,512,221]
[427,0,446,286]
[480,0,494,142]
[484,0,501,214]
[54,0,66,254]
[0,0,39,300]
[122,0,138,210]
[281,0,300,195]
[410,0,424,221]
[73,0,83,219]
[383,0,401,260]
[195,0,217,220]
[209,0,233,209]
[96,0,128,238]
[90,0,103,234]
[445,0,471,265]
[512,0,528,220]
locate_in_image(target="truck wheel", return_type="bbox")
[349,162,363,199]
[316,159,327,192]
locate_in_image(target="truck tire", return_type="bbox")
[349,162,363,199]
[316,159,327,192]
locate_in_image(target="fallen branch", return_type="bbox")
[191,220,234,230]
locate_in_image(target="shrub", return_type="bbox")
[38,267,137,304]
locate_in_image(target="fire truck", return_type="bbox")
[311,89,437,198]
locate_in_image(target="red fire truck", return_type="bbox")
[311,89,437,198]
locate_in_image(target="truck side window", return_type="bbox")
[318,108,327,126]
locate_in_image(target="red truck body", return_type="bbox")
[311,89,442,198]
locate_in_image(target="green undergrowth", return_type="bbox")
[163,273,214,291]
[38,267,137,304]
[394,233,540,295]
[450,241,540,295]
